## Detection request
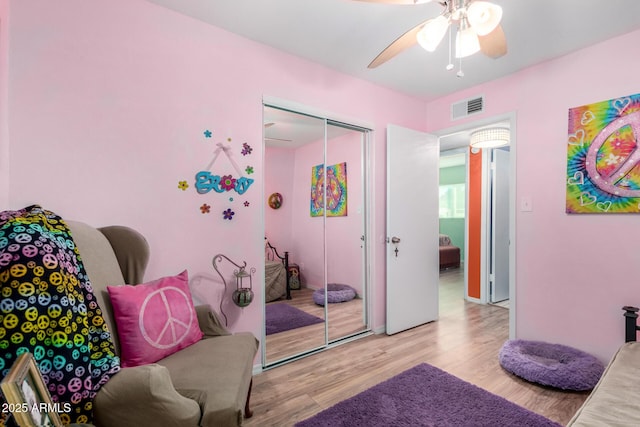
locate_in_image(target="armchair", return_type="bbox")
[67,221,258,427]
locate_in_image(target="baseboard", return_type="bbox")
[373,325,386,334]
[465,295,483,304]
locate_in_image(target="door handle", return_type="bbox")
[390,236,401,257]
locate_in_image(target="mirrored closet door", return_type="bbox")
[263,103,370,367]
[325,122,369,343]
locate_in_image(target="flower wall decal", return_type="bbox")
[177,127,256,221]
[220,175,237,192]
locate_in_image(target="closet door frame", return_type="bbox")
[262,96,374,368]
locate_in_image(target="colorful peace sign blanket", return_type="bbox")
[0,206,119,425]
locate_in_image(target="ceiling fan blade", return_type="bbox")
[368,18,431,68]
[478,24,507,58]
[352,0,433,4]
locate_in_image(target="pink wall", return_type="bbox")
[0,0,8,208]
[427,29,640,362]
[264,146,294,252]
[291,139,325,288]
[326,131,364,294]
[5,0,428,357]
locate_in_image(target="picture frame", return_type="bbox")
[1,352,63,427]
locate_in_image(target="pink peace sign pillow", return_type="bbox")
[108,270,203,367]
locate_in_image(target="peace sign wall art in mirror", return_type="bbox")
[177,129,255,221]
[566,93,640,213]
[310,162,347,217]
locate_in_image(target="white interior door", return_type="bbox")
[490,149,510,303]
[386,125,439,335]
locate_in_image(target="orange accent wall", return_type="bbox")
[467,148,482,299]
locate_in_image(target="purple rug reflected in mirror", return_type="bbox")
[265,303,324,335]
[296,363,561,427]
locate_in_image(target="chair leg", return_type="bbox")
[244,378,254,419]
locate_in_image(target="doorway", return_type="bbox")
[438,149,467,313]
[435,113,516,338]
[489,147,510,305]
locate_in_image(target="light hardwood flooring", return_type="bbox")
[265,288,367,363]
[248,268,588,426]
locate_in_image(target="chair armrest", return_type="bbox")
[94,364,200,427]
[195,304,231,337]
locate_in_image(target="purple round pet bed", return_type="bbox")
[313,283,356,306]
[498,339,604,391]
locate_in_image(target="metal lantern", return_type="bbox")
[231,266,254,308]
[212,254,255,325]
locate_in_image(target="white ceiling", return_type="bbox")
[147,0,640,103]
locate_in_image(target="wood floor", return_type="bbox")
[247,268,589,426]
[265,288,367,363]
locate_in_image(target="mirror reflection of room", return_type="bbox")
[325,123,367,344]
[263,105,369,367]
[264,107,325,365]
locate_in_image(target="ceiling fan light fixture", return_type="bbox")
[466,1,502,36]
[416,15,449,52]
[362,0,507,70]
[455,19,480,58]
[470,127,510,149]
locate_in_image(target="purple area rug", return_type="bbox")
[265,303,324,335]
[295,363,561,427]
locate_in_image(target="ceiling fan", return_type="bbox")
[355,0,507,74]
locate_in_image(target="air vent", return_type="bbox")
[451,95,484,120]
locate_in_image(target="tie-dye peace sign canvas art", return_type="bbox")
[310,162,347,217]
[566,93,640,213]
